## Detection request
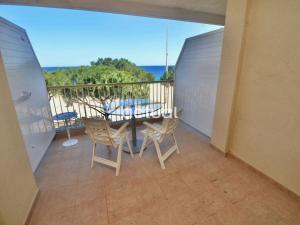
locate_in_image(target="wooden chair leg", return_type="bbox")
[116,139,123,176]
[139,134,148,158]
[172,134,180,154]
[153,138,165,170]
[126,134,134,158]
[91,143,96,168]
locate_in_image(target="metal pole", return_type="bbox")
[131,114,137,147]
[64,118,71,140]
[165,27,168,74]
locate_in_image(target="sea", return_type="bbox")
[43,65,169,81]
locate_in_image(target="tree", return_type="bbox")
[160,67,175,81]
[90,57,155,81]
[44,58,155,87]
[45,58,155,116]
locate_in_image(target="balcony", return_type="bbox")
[22,81,299,225]
[29,122,300,225]
[1,1,300,225]
[47,81,174,131]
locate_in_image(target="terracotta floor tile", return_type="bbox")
[212,203,256,225]
[54,208,75,225]
[213,174,252,204]
[76,181,106,204]
[29,123,300,225]
[111,212,140,225]
[157,174,190,199]
[38,185,77,214]
[106,190,140,224]
[30,205,75,225]
[288,210,300,225]
[197,215,223,225]
[73,197,108,225]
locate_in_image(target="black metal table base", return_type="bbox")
[124,139,144,154]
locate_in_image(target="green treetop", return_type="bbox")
[160,66,175,81]
[44,58,155,87]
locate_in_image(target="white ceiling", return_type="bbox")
[123,0,227,16]
[0,0,227,24]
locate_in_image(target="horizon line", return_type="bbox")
[42,64,175,67]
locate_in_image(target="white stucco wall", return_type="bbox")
[0,17,55,171]
[175,29,223,136]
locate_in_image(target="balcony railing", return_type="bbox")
[48,81,174,130]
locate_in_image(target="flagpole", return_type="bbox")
[165,27,168,74]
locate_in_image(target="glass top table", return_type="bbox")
[53,112,78,147]
[87,98,162,153]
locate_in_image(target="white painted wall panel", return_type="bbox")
[0,17,55,171]
[175,29,223,136]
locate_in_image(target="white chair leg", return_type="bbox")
[91,143,96,168]
[172,134,180,154]
[153,138,165,170]
[116,139,123,176]
[139,134,148,158]
[126,134,134,158]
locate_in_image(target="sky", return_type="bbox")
[0,5,221,66]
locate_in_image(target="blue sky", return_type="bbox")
[0,5,221,66]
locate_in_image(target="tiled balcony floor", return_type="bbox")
[30,123,300,225]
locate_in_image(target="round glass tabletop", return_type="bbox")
[53,112,77,121]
